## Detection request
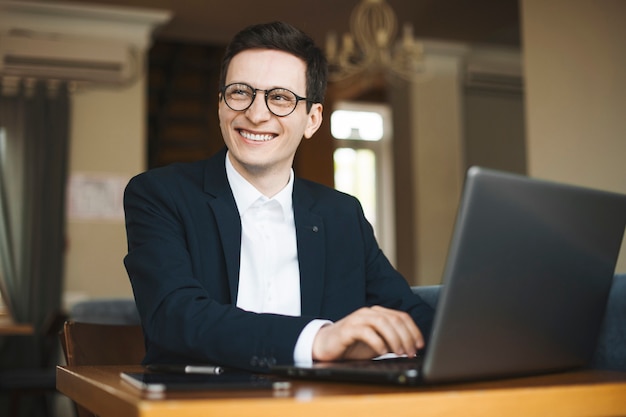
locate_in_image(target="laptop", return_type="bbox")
[271,166,626,385]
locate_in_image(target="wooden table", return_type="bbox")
[57,365,626,417]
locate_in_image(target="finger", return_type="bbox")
[342,341,380,360]
[336,307,407,356]
[312,307,425,361]
[343,306,420,356]
[369,306,424,355]
[313,319,387,361]
[389,309,424,352]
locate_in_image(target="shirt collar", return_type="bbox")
[225,151,294,219]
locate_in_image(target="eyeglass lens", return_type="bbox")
[223,83,302,116]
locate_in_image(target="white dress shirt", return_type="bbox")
[225,153,329,364]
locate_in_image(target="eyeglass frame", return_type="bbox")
[220,82,315,117]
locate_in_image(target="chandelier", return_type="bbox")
[325,0,425,82]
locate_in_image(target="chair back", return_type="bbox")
[69,299,141,326]
[59,321,145,417]
[60,321,145,366]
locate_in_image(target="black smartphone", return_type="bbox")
[120,371,290,397]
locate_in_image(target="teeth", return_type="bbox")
[240,130,274,141]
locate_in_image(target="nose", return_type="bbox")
[245,91,271,123]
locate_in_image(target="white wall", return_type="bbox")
[63,79,146,305]
[521,0,626,273]
[410,52,466,285]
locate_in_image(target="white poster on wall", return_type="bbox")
[67,173,129,221]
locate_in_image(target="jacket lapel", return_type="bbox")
[293,180,326,316]
[203,149,242,303]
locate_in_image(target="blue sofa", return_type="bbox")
[412,273,626,371]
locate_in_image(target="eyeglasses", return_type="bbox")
[220,83,312,117]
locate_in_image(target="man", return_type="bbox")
[124,21,433,372]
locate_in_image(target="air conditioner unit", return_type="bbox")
[465,63,524,93]
[464,47,524,93]
[0,31,138,84]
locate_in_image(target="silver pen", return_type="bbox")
[146,364,224,375]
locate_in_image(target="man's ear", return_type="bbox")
[304,103,323,139]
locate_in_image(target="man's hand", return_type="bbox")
[312,306,424,361]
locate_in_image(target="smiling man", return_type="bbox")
[218,48,321,197]
[123,21,434,372]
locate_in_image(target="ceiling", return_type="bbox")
[42,0,521,48]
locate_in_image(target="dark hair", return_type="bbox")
[219,21,328,112]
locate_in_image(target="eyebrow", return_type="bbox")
[227,82,304,95]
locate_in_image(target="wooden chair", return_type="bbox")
[59,321,145,417]
[0,311,67,417]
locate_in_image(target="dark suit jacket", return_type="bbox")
[124,148,434,372]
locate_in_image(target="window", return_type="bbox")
[331,102,395,263]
